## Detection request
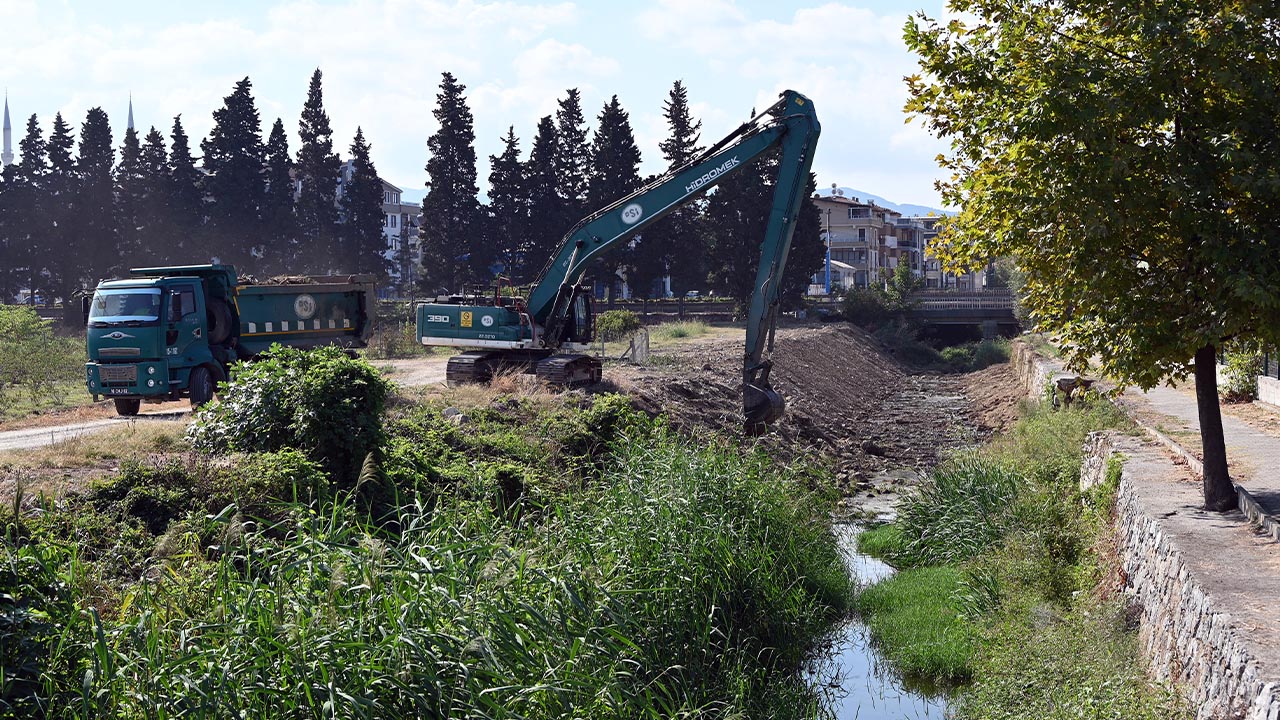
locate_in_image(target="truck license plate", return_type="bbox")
[109,389,132,395]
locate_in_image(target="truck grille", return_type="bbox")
[99,365,137,383]
[99,347,141,358]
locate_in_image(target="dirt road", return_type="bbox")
[0,410,190,452]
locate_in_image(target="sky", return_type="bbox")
[1,0,957,209]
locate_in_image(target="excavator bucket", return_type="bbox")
[743,383,786,430]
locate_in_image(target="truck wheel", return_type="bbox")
[207,300,233,345]
[113,398,141,416]
[189,366,215,409]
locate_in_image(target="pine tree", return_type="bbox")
[72,108,119,298]
[705,150,776,309]
[134,127,170,266]
[167,115,204,262]
[296,68,341,273]
[586,95,642,299]
[419,71,482,291]
[485,127,527,280]
[554,89,591,221]
[261,118,298,275]
[522,115,563,285]
[43,114,77,306]
[6,115,48,304]
[638,80,707,296]
[115,125,145,264]
[339,127,389,278]
[201,77,265,268]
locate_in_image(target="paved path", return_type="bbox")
[1119,385,1280,516]
[0,410,190,452]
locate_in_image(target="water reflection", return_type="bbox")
[808,524,952,719]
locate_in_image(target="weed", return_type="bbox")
[854,565,974,683]
[649,320,710,342]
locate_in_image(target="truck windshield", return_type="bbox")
[90,289,162,322]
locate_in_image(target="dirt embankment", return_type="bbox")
[618,323,1023,498]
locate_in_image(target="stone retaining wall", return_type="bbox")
[1089,434,1280,719]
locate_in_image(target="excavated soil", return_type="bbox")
[616,323,1023,505]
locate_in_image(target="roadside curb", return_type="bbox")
[1119,404,1280,543]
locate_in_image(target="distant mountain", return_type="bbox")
[815,187,954,217]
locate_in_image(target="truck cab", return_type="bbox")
[86,267,236,415]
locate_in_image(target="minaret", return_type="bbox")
[127,94,134,131]
[2,93,13,167]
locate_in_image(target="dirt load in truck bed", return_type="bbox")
[616,323,1019,492]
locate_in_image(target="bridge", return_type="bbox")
[908,290,1020,334]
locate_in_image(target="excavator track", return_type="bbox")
[535,354,603,387]
[446,351,501,387]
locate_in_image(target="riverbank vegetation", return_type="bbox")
[856,399,1190,718]
[1,348,852,718]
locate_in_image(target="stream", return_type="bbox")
[809,524,952,719]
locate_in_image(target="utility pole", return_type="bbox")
[823,208,832,294]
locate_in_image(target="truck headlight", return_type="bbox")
[147,379,156,388]
[147,366,156,375]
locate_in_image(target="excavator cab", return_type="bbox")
[563,285,595,344]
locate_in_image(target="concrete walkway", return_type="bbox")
[1119,384,1280,517]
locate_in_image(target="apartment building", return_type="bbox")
[811,189,926,290]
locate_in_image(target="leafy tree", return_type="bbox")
[587,95,642,300]
[419,71,481,291]
[522,115,564,285]
[114,125,145,263]
[296,68,341,273]
[261,118,298,275]
[340,127,389,278]
[905,0,1280,510]
[167,115,204,262]
[201,77,265,268]
[72,108,118,296]
[485,126,528,280]
[634,80,706,296]
[554,88,591,221]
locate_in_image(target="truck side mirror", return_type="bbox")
[81,296,91,326]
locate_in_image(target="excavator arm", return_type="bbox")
[526,89,820,425]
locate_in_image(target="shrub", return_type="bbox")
[840,288,892,328]
[1221,350,1261,403]
[0,306,82,404]
[596,309,641,341]
[187,345,392,484]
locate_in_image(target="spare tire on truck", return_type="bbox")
[207,299,233,345]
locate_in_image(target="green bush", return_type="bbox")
[596,309,641,341]
[0,305,82,404]
[1221,350,1261,403]
[187,345,392,484]
[840,288,892,328]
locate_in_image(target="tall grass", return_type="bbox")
[5,429,852,719]
[854,566,974,683]
[649,320,710,342]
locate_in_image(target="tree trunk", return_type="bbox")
[1195,343,1237,511]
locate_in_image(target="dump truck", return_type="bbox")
[85,265,375,416]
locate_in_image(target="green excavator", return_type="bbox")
[416,89,820,427]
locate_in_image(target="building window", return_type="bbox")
[383,191,391,204]
[390,215,398,229]
[858,228,866,241]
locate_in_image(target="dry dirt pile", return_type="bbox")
[620,323,1021,491]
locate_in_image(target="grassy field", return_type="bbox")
[854,400,1190,718]
[0,348,853,719]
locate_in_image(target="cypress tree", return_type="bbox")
[167,114,204,262]
[339,127,389,278]
[586,95,642,299]
[43,114,76,306]
[72,108,119,308]
[419,71,481,291]
[638,80,707,296]
[704,149,776,309]
[6,115,48,304]
[261,118,298,275]
[296,68,341,273]
[115,125,145,264]
[135,127,170,266]
[485,127,527,281]
[554,88,590,221]
[522,115,563,285]
[201,77,265,268]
